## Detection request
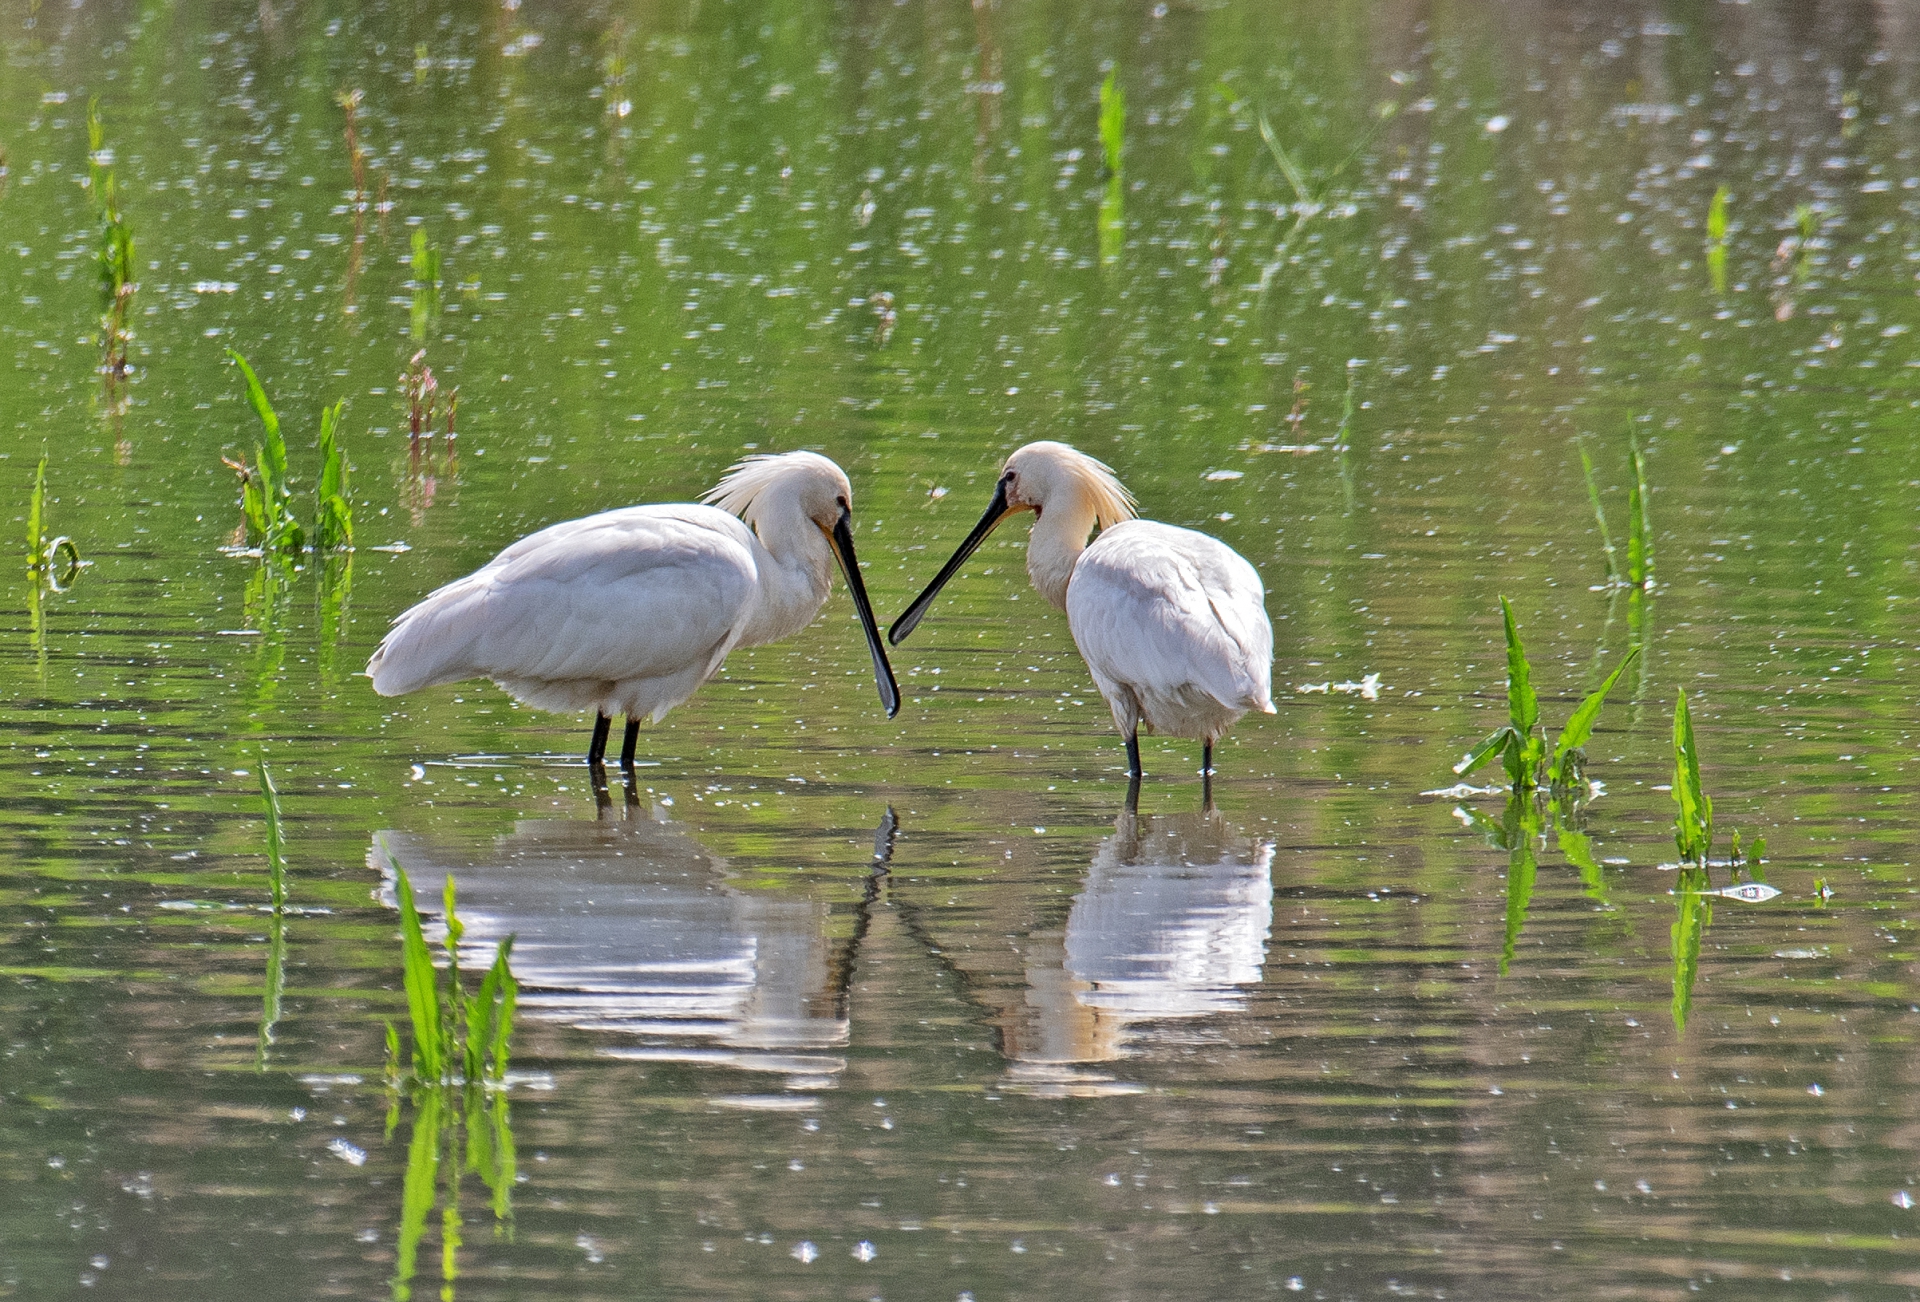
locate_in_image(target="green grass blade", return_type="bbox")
[316,399,352,550]
[27,454,47,567]
[1671,687,1710,864]
[227,350,288,498]
[1578,444,1619,581]
[1552,646,1640,784]
[1098,68,1125,177]
[487,938,517,1082]
[1627,432,1652,589]
[1454,725,1516,777]
[393,866,444,1082]
[1706,185,1729,245]
[1499,597,1539,739]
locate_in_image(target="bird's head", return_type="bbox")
[998,441,1136,528]
[705,450,853,537]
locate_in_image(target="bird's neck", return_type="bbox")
[1026,500,1099,610]
[740,500,832,647]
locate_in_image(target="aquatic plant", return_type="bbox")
[377,864,520,1294]
[316,400,353,551]
[227,351,307,554]
[1097,68,1125,266]
[1626,434,1653,591]
[26,454,81,586]
[86,99,136,385]
[224,351,355,555]
[1580,433,1653,590]
[1453,597,1638,793]
[1705,185,1730,294]
[1669,687,1765,873]
[1667,687,1771,1030]
[386,866,518,1088]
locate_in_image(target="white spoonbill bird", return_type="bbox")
[889,441,1273,779]
[367,451,900,767]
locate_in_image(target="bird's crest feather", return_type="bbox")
[1069,450,1137,532]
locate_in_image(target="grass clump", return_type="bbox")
[376,857,521,1300]
[386,867,517,1088]
[1453,596,1638,794]
[223,350,354,555]
[86,98,136,385]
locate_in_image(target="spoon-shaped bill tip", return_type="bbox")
[828,508,902,718]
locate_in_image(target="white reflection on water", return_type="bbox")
[1000,807,1274,1096]
[370,797,850,1087]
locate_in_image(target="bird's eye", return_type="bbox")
[836,495,849,510]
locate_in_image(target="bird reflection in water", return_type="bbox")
[372,772,898,1091]
[997,803,1274,1097]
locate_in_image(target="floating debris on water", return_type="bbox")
[1704,882,1781,903]
[1423,783,1506,799]
[1299,672,1382,699]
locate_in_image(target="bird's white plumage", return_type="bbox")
[366,450,881,733]
[912,440,1275,759]
[1066,519,1274,741]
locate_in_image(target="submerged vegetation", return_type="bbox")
[385,867,517,1089]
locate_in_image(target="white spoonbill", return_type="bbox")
[367,451,900,767]
[889,441,1273,779]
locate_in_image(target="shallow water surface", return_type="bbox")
[5,0,1920,1297]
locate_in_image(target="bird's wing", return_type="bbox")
[368,505,759,694]
[1067,521,1274,711]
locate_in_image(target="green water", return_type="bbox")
[6,0,1920,1296]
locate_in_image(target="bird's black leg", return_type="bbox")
[1125,772,1142,815]
[620,717,640,769]
[1125,731,1142,781]
[1202,740,1214,776]
[587,712,612,766]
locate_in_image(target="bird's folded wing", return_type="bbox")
[1069,523,1274,710]
[370,506,758,693]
